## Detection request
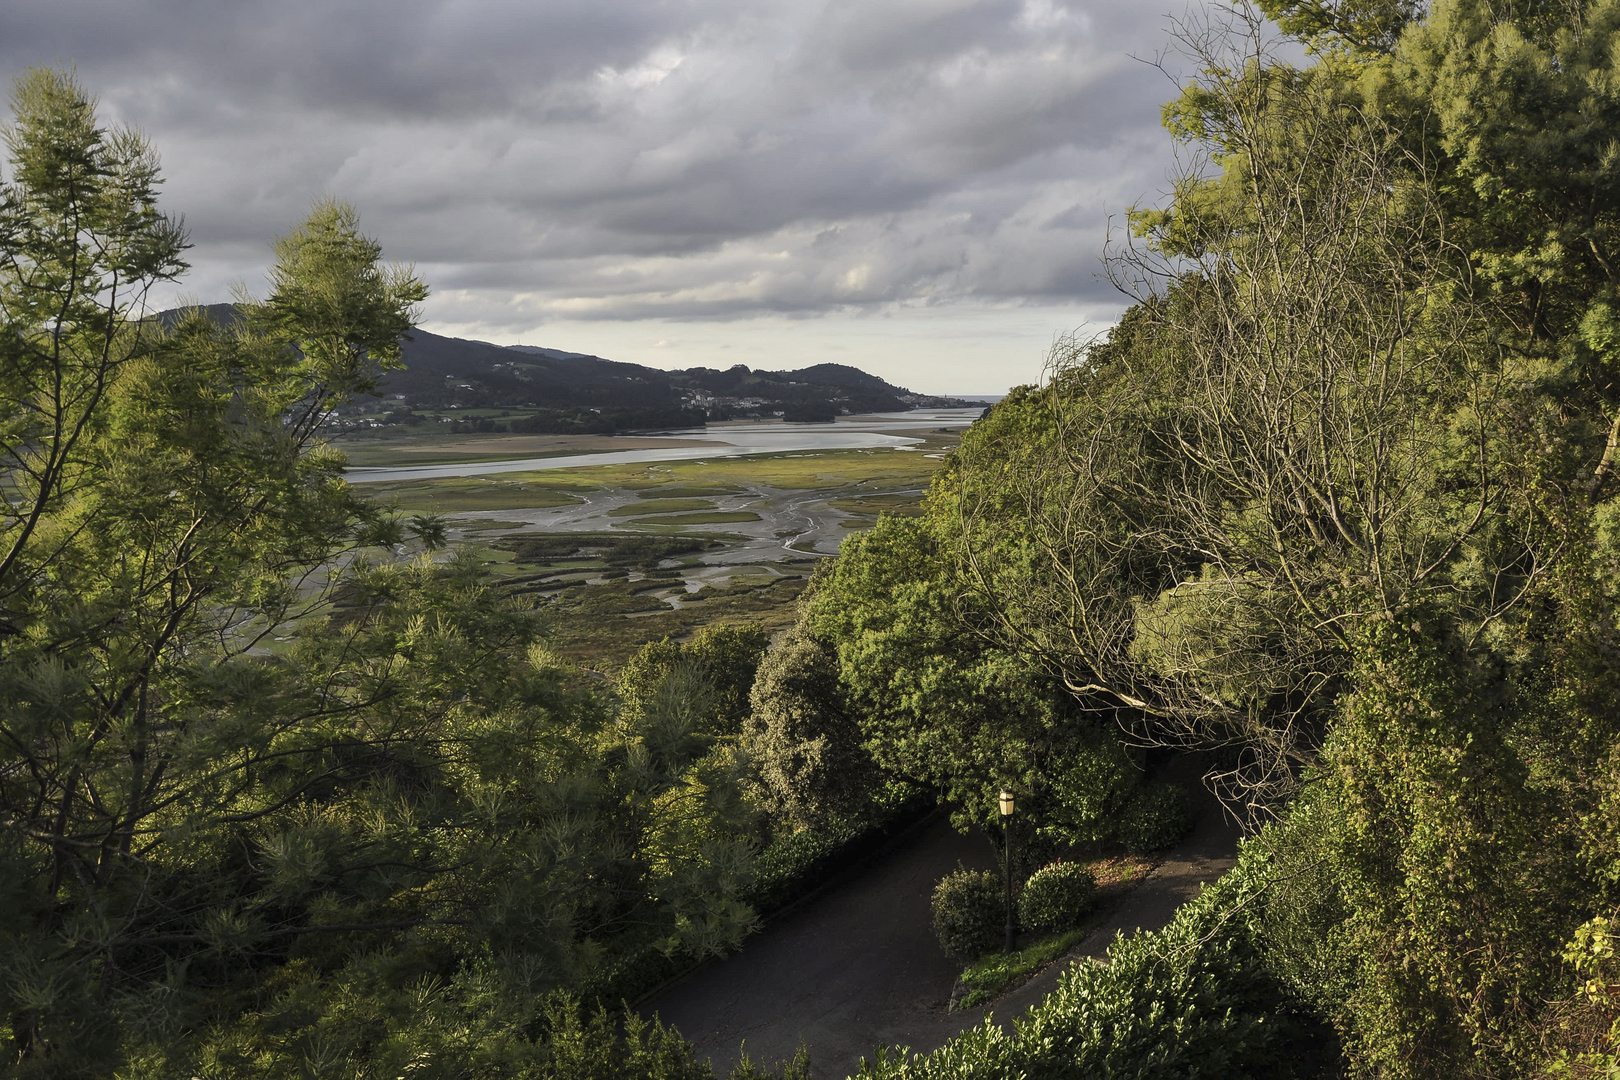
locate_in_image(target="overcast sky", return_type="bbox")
[1,0,1211,395]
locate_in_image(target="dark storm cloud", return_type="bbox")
[0,0,1191,325]
[0,0,696,118]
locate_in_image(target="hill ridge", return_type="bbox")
[161,304,968,430]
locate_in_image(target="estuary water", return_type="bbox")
[344,407,985,483]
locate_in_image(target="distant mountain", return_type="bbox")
[160,305,971,431]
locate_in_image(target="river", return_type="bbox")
[344,407,986,483]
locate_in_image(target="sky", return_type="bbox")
[0,0,1216,395]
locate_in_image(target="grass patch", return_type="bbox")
[827,492,927,516]
[552,580,670,616]
[623,510,761,526]
[606,498,718,517]
[955,927,1094,1011]
[355,447,950,515]
[625,484,742,498]
[530,447,947,491]
[344,446,593,467]
[496,534,616,562]
[363,478,584,512]
[496,533,710,570]
[543,575,809,670]
[452,518,526,532]
[602,535,711,569]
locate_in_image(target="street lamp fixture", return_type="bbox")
[999,789,1015,953]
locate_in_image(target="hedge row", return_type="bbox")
[857,841,1330,1080]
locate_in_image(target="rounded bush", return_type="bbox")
[1017,861,1099,936]
[1117,783,1196,853]
[931,868,1005,961]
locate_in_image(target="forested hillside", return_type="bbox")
[170,304,960,432]
[801,0,1620,1075]
[372,328,952,422]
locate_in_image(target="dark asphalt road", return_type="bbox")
[642,785,1241,1080]
[641,815,997,1077]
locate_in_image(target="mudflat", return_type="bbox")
[393,433,725,455]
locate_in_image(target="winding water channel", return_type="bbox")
[344,407,985,483]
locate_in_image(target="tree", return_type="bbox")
[0,68,188,616]
[807,511,1137,841]
[617,623,769,738]
[741,624,875,832]
[0,70,759,1074]
[920,2,1620,1074]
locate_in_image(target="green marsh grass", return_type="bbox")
[606,498,719,517]
[624,510,762,526]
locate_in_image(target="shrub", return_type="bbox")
[1042,733,1139,846]
[932,867,1006,961]
[603,534,707,570]
[998,823,1060,889]
[1117,783,1196,853]
[1018,861,1098,936]
[856,840,1329,1080]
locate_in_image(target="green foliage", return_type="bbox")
[1117,784,1197,854]
[1241,792,1356,1024]
[742,623,877,831]
[742,781,925,912]
[1539,916,1620,1076]
[594,781,928,1005]
[870,2,1620,1072]
[931,868,1006,963]
[1040,731,1140,847]
[148,986,807,1080]
[807,513,1138,839]
[0,71,757,1077]
[1257,0,1421,55]
[0,68,188,605]
[953,925,1095,1012]
[617,623,769,737]
[251,198,426,405]
[1018,861,1099,936]
[860,845,1317,1080]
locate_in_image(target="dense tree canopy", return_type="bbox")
[814,1,1620,1075]
[740,623,875,832]
[805,512,1139,841]
[0,71,770,1078]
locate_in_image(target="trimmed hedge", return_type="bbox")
[1018,861,1098,936]
[932,868,1006,962]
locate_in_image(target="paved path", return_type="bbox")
[943,789,1241,1031]
[642,815,999,1077]
[642,789,1241,1080]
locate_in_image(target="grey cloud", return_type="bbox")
[1,0,1203,329]
[2,0,705,119]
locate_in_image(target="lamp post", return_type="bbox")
[999,788,1015,953]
